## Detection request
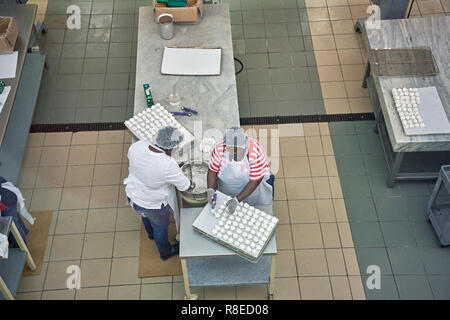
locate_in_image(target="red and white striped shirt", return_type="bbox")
[209,138,270,181]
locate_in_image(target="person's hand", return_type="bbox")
[225,197,239,214]
[207,188,216,208]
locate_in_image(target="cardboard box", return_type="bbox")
[153,0,203,24]
[0,17,18,54]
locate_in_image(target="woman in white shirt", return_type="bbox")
[124,126,192,260]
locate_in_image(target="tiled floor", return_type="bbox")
[329,121,450,300]
[13,0,450,300]
[15,124,367,300]
[33,0,149,124]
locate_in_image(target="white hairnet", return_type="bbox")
[224,127,248,149]
[155,126,184,150]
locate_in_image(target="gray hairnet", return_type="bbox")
[224,127,248,149]
[155,126,184,150]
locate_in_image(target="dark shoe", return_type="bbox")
[148,235,154,240]
[160,245,179,261]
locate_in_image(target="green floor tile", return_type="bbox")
[102,90,129,107]
[345,198,378,222]
[107,58,132,73]
[101,107,127,122]
[245,53,269,68]
[355,247,392,275]
[233,39,245,54]
[59,58,84,74]
[55,74,82,91]
[89,15,113,28]
[271,68,296,84]
[273,84,299,100]
[231,24,245,39]
[43,44,62,58]
[80,74,106,90]
[331,135,361,156]
[235,69,248,86]
[267,38,292,52]
[242,10,264,24]
[297,83,312,99]
[78,91,104,108]
[340,175,372,198]
[230,11,243,25]
[41,29,65,43]
[388,247,426,275]
[64,29,88,43]
[46,1,70,15]
[75,108,102,123]
[87,29,111,43]
[52,92,79,109]
[250,101,275,117]
[110,28,134,43]
[361,275,399,300]
[112,15,135,28]
[108,43,132,57]
[47,108,76,124]
[92,1,114,15]
[237,85,249,102]
[380,221,416,247]
[249,85,273,102]
[263,9,285,24]
[404,196,429,222]
[354,120,377,134]
[114,1,136,14]
[83,58,108,74]
[262,0,278,10]
[247,69,271,85]
[238,102,250,118]
[357,134,384,155]
[395,275,434,300]
[368,174,402,197]
[241,0,261,10]
[269,52,293,68]
[329,122,356,136]
[70,1,92,15]
[350,221,385,247]
[289,37,305,51]
[287,23,303,36]
[85,43,109,58]
[104,73,130,90]
[398,181,431,197]
[428,276,450,299]
[277,100,302,116]
[61,43,86,58]
[44,15,68,29]
[420,247,450,274]
[243,24,265,38]
[292,67,309,82]
[373,196,409,221]
[265,24,288,38]
[297,100,317,115]
[363,154,389,176]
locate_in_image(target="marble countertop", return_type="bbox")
[363,16,450,152]
[135,4,240,161]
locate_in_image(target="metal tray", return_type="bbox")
[192,191,278,263]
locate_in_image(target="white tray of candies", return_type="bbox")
[124,103,194,146]
[192,191,278,263]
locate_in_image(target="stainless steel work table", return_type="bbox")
[360,17,450,186]
[179,205,277,300]
[134,4,240,158]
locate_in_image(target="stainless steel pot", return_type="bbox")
[179,161,209,206]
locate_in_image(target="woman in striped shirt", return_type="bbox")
[207,127,274,214]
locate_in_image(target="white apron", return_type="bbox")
[217,149,273,206]
[123,143,181,231]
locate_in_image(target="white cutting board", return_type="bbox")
[161,47,222,76]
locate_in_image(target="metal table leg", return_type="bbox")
[180,258,198,300]
[388,151,405,188]
[362,61,371,88]
[0,277,14,300]
[268,255,276,300]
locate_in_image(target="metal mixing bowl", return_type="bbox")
[179,161,209,206]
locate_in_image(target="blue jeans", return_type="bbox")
[128,198,172,258]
